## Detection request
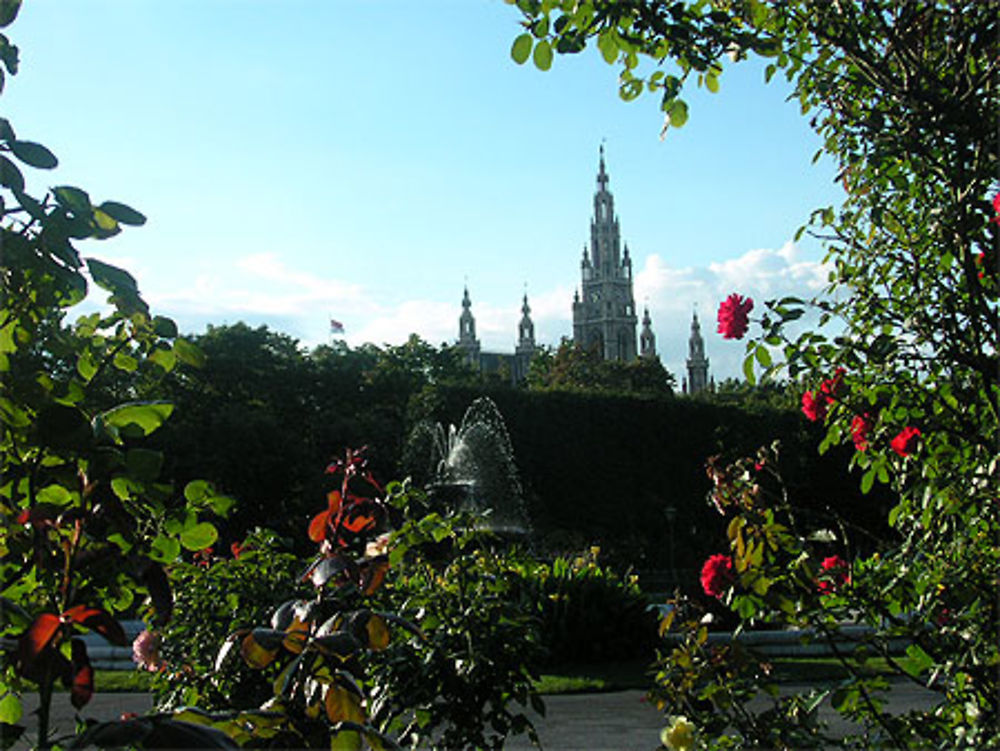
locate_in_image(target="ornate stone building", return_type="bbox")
[456,148,712,390]
[571,145,645,362]
[456,286,537,384]
[683,310,711,395]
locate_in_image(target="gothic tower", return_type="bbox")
[685,310,710,394]
[640,306,657,360]
[572,146,641,361]
[514,292,537,381]
[457,286,480,367]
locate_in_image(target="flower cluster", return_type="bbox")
[716,293,753,339]
[851,413,874,451]
[816,555,850,595]
[131,629,163,672]
[801,367,845,422]
[660,715,696,751]
[890,426,921,457]
[700,554,734,598]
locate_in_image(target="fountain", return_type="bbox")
[405,397,530,540]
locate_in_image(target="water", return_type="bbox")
[405,397,530,538]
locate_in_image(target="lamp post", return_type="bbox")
[664,504,677,587]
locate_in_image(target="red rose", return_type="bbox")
[716,294,754,340]
[851,413,873,452]
[991,192,1000,224]
[817,555,850,594]
[820,367,846,399]
[890,426,921,457]
[801,390,828,422]
[700,554,734,598]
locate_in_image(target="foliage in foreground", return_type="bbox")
[508,0,998,748]
[0,3,228,747]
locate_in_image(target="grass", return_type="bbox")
[22,670,157,694]
[533,656,895,694]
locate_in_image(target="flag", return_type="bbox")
[330,318,345,335]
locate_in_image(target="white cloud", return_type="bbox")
[635,242,830,383]
[123,244,829,384]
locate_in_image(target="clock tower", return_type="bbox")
[572,146,646,361]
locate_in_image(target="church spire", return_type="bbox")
[457,285,480,366]
[640,306,657,360]
[685,309,710,394]
[517,291,535,351]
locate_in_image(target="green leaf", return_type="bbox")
[666,99,689,128]
[113,351,138,373]
[861,466,876,494]
[180,521,218,552]
[597,31,618,64]
[53,185,92,214]
[152,316,178,338]
[532,40,553,71]
[0,691,22,725]
[511,33,532,64]
[900,644,934,677]
[150,534,181,564]
[705,72,719,93]
[86,258,139,296]
[173,338,205,368]
[76,351,97,381]
[36,484,73,506]
[0,0,21,28]
[10,139,57,168]
[755,344,772,367]
[98,401,174,439]
[148,346,176,372]
[0,154,23,191]
[98,200,146,226]
[184,479,213,504]
[742,354,756,385]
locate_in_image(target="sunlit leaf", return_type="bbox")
[365,614,390,651]
[18,613,60,661]
[240,630,282,669]
[180,521,218,551]
[532,39,553,71]
[510,33,532,64]
[63,605,127,645]
[325,684,364,724]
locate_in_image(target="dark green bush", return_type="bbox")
[512,548,659,666]
[149,528,305,711]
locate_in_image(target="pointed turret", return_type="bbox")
[685,309,710,395]
[573,145,639,361]
[517,293,535,351]
[457,285,480,367]
[640,306,657,360]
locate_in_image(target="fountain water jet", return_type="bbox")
[405,397,530,540]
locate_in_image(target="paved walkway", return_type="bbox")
[16,681,937,750]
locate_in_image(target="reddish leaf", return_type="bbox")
[70,638,94,709]
[308,509,332,543]
[63,605,127,646]
[19,613,61,661]
[327,490,342,513]
[341,513,374,534]
[359,556,389,595]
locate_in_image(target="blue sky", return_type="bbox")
[6,1,843,381]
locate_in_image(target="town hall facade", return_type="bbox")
[456,148,710,393]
